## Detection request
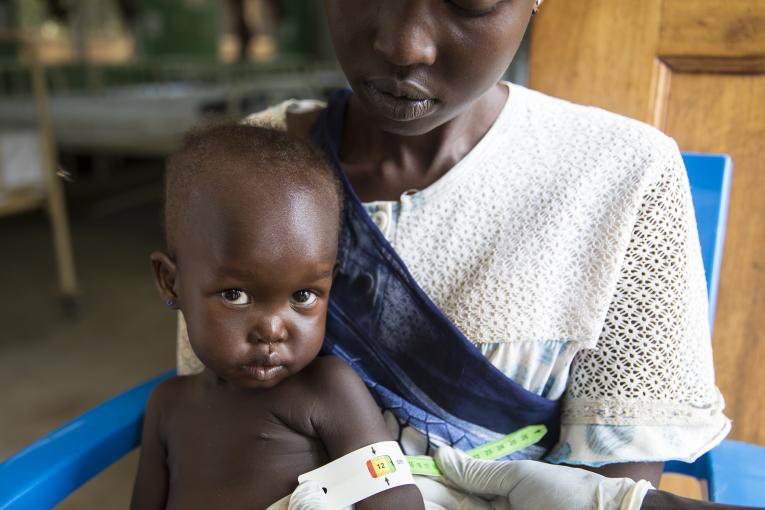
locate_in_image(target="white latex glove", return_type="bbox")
[434,446,653,510]
[264,480,331,510]
[415,474,494,510]
[288,481,331,510]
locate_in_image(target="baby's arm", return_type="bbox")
[308,356,425,510]
[130,381,172,510]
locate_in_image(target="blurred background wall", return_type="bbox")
[0,2,530,508]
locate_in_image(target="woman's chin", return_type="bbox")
[361,108,450,137]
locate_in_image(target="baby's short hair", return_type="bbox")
[162,124,343,252]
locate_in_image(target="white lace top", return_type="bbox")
[177,83,729,465]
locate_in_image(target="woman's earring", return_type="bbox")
[165,298,176,308]
[532,0,541,15]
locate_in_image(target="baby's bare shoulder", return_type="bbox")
[301,355,365,393]
[145,375,200,419]
[300,356,383,426]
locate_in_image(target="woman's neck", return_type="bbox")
[339,83,508,202]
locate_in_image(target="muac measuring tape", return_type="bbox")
[406,424,548,476]
[297,424,547,509]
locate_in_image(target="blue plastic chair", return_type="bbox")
[1,153,763,509]
[662,154,765,507]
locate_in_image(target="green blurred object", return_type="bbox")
[0,40,17,58]
[138,0,221,59]
[279,0,332,59]
[0,0,19,58]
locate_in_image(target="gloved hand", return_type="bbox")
[285,480,329,510]
[434,446,653,510]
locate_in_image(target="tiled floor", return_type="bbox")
[1,188,176,508]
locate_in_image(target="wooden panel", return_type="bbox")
[662,72,765,444]
[659,0,765,57]
[529,0,765,500]
[529,0,662,123]
[531,0,765,449]
[659,474,705,500]
[660,55,765,75]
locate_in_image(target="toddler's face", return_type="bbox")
[158,182,339,390]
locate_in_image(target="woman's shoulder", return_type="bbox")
[241,98,326,137]
[509,84,679,174]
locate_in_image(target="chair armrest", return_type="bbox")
[664,455,711,480]
[0,371,174,510]
[706,440,765,507]
[664,440,765,507]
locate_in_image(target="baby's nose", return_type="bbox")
[248,314,287,344]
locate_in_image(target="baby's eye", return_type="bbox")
[221,288,250,305]
[290,290,318,308]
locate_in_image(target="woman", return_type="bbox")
[178,1,736,508]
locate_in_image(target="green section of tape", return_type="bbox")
[406,455,443,477]
[405,424,547,477]
[465,424,548,460]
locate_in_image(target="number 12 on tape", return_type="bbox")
[366,455,396,478]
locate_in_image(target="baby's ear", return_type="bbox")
[150,251,179,308]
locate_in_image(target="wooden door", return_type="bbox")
[528,0,765,497]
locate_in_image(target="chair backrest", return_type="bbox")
[682,153,733,334]
[664,153,744,502]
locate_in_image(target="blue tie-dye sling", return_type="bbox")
[310,89,560,459]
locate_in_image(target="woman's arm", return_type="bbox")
[555,141,729,475]
[435,446,760,510]
[130,384,171,510]
[576,462,665,488]
[643,490,759,510]
[308,356,425,510]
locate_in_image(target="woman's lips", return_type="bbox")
[362,80,438,122]
[368,76,434,100]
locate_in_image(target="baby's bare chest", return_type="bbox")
[163,390,329,510]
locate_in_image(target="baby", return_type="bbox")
[130,125,425,510]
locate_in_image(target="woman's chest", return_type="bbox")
[363,162,640,348]
[345,162,449,202]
